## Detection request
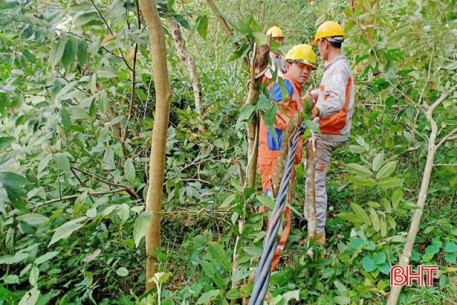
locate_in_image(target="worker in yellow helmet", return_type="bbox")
[305,21,355,246]
[258,44,316,270]
[264,26,287,80]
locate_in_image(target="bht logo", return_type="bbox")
[390,265,438,287]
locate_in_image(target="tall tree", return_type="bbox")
[138,0,173,292]
[167,19,205,132]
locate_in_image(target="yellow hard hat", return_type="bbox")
[284,44,317,69]
[266,26,284,38]
[312,21,345,45]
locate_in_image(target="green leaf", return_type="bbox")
[236,104,255,129]
[68,106,90,120]
[48,217,87,246]
[0,252,29,265]
[196,289,221,304]
[49,37,67,67]
[349,175,376,187]
[3,184,27,211]
[116,267,129,277]
[362,256,377,272]
[19,286,40,305]
[372,153,384,172]
[351,203,371,225]
[374,252,386,265]
[376,161,397,180]
[0,172,30,186]
[425,245,440,255]
[0,137,15,149]
[349,237,363,249]
[304,119,320,133]
[38,155,53,177]
[347,163,373,176]
[221,194,236,208]
[243,246,263,257]
[334,296,350,305]
[17,214,49,226]
[102,148,115,169]
[22,49,36,63]
[209,242,231,272]
[334,280,347,293]
[167,0,175,11]
[225,288,242,300]
[62,36,77,70]
[445,242,457,253]
[77,38,88,65]
[380,217,387,237]
[200,260,216,278]
[74,11,101,26]
[379,262,391,275]
[196,15,208,40]
[378,177,402,189]
[54,153,70,175]
[61,107,71,131]
[338,212,364,224]
[256,195,274,210]
[29,266,39,286]
[275,290,300,305]
[369,208,380,232]
[133,211,152,247]
[124,158,136,184]
[445,253,456,264]
[34,251,59,265]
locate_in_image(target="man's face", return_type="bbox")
[273,37,284,46]
[286,62,313,85]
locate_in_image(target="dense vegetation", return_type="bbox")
[0,0,456,304]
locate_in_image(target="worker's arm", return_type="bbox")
[315,68,349,118]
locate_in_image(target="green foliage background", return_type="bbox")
[0,0,456,304]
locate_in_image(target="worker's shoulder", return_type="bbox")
[269,78,294,102]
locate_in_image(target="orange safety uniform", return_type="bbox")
[258,75,304,270]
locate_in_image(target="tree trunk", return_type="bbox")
[167,19,205,132]
[305,138,316,238]
[271,111,303,196]
[387,94,448,304]
[139,0,172,292]
[245,43,270,189]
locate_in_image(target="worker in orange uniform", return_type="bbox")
[306,21,355,245]
[264,26,287,81]
[258,44,317,270]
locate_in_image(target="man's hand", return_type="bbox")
[311,107,319,119]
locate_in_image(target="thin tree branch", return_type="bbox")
[206,0,249,70]
[90,0,133,71]
[428,92,449,114]
[182,178,211,185]
[70,166,140,200]
[419,47,434,106]
[436,127,457,150]
[70,167,95,204]
[434,163,457,167]
[34,188,130,207]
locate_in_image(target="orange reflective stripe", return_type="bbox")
[317,163,326,171]
[271,207,292,271]
[319,77,352,135]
